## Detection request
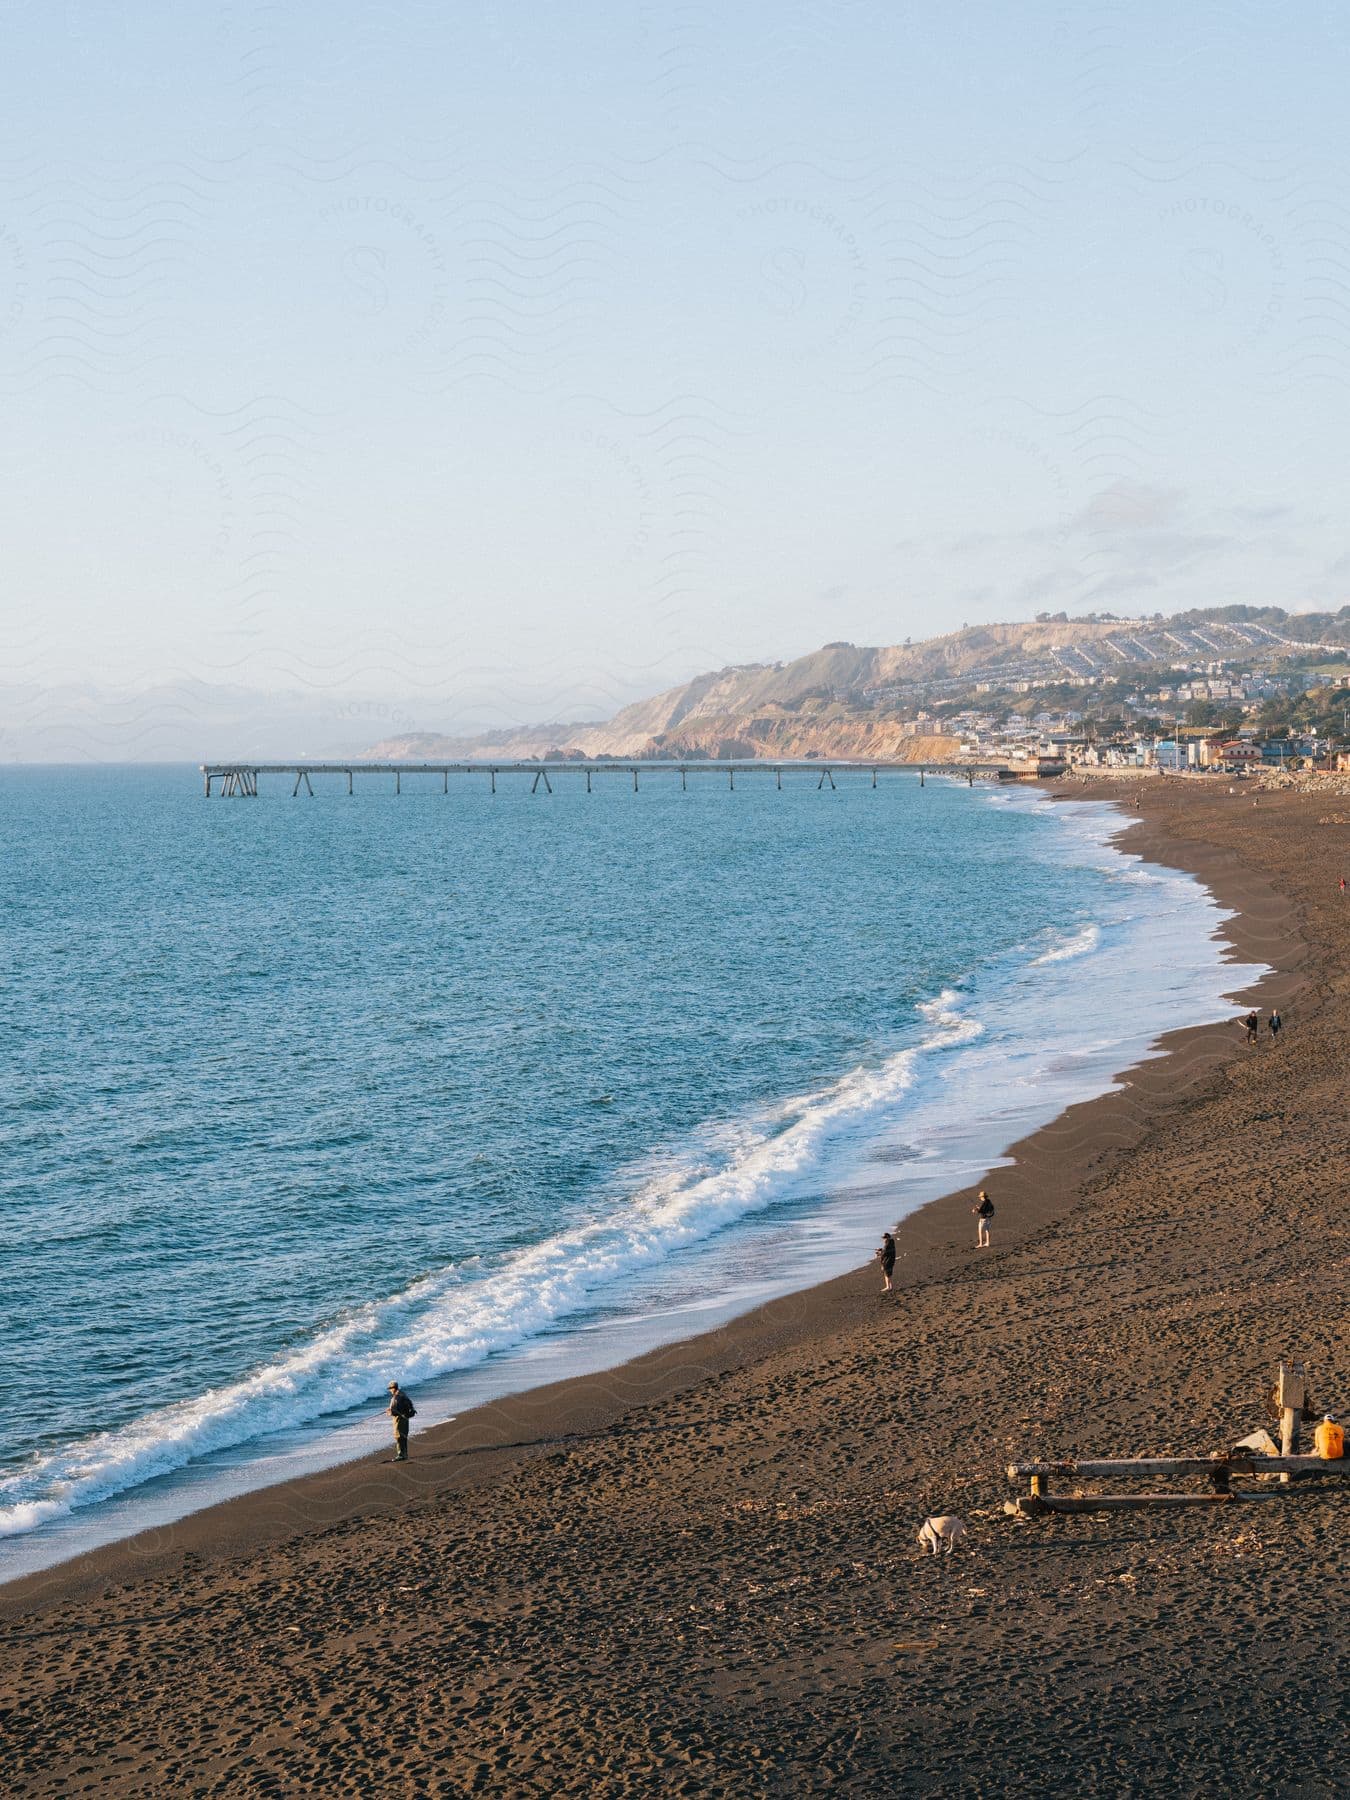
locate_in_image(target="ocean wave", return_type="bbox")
[1031,923,1101,965]
[0,993,981,1539]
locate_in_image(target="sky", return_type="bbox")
[2,3,1350,755]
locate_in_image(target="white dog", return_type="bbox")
[917,1515,967,1556]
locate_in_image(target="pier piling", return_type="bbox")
[201,758,1017,800]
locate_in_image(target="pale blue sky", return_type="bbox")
[2,3,1349,753]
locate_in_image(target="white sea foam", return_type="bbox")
[3,792,1264,1562]
[1032,923,1101,964]
[0,993,982,1539]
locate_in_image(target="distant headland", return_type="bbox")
[366,604,1350,767]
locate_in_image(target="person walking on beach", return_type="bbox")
[1269,1008,1282,1041]
[972,1190,994,1248]
[1242,1010,1260,1046]
[386,1381,416,1462]
[877,1230,897,1293]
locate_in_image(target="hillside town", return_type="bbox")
[364,604,1350,776]
[930,661,1350,777]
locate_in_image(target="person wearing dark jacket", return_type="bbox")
[877,1231,897,1293]
[387,1381,415,1462]
[972,1190,995,1248]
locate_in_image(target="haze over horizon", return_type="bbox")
[3,4,1350,757]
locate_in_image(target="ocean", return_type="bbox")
[0,766,1259,1576]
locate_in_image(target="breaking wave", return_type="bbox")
[1032,923,1101,964]
[0,993,982,1538]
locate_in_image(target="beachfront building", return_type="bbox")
[1213,741,1263,769]
[1079,737,1151,769]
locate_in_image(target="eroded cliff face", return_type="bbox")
[633,719,961,763]
[365,619,1139,762]
[367,712,961,763]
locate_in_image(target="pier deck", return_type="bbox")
[201,758,1032,796]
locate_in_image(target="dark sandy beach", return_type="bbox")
[1,780,1346,1797]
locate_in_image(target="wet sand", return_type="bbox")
[2,780,1346,1797]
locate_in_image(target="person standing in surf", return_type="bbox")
[877,1231,897,1293]
[386,1381,416,1462]
[972,1190,994,1248]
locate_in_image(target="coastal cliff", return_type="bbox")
[365,605,1346,764]
[362,625,1087,761]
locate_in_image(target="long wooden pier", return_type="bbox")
[201,758,1030,797]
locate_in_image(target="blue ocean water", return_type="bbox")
[0,767,1257,1571]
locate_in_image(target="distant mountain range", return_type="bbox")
[0,680,410,765]
[366,606,1350,764]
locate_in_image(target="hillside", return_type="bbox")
[367,607,1350,762]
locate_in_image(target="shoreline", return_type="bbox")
[0,780,1304,1621]
[5,776,1345,1796]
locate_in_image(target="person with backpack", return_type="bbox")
[972,1190,995,1248]
[1268,1008,1282,1040]
[386,1380,416,1462]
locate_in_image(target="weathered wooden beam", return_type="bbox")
[1278,1359,1307,1483]
[1009,1456,1337,1481]
[1017,1493,1237,1516]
